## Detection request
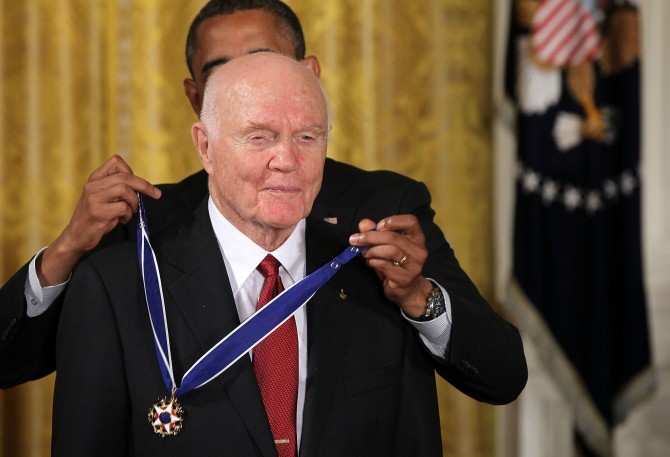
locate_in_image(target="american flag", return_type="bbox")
[506,2,654,456]
[532,0,601,66]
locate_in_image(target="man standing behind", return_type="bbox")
[52,52,525,457]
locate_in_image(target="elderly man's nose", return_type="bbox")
[269,140,300,171]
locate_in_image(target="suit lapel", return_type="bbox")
[165,202,238,355]
[300,217,361,456]
[164,201,276,457]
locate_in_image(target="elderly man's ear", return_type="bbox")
[301,55,321,77]
[191,122,212,173]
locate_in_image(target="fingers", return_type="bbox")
[88,155,133,180]
[82,178,139,220]
[349,214,428,289]
[350,216,426,265]
[357,218,377,233]
[99,172,162,202]
[81,173,159,223]
[349,215,432,314]
[88,155,161,199]
[60,157,163,254]
[376,214,426,244]
[350,215,431,314]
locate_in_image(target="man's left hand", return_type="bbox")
[349,215,434,318]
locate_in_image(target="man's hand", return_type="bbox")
[36,155,161,286]
[349,215,433,318]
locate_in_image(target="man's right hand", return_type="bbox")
[36,155,161,286]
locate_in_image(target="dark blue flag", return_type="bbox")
[503,1,654,455]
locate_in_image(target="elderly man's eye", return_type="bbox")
[248,133,272,144]
[295,133,323,144]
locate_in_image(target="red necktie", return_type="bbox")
[253,254,298,457]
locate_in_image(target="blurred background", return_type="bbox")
[0,0,667,456]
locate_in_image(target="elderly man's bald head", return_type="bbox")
[191,52,330,251]
[200,52,329,139]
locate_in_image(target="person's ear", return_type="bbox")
[301,55,321,78]
[191,122,212,172]
[184,78,203,116]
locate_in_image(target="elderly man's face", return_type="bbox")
[193,54,328,245]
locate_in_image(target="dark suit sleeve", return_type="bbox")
[52,259,128,456]
[0,226,131,389]
[398,180,528,405]
[0,262,60,388]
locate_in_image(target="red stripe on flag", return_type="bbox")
[531,0,600,67]
[535,5,582,61]
[546,10,597,64]
[534,0,579,45]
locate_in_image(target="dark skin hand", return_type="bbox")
[37,155,161,286]
[349,215,434,318]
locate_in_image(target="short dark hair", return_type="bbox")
[185,0,306,77]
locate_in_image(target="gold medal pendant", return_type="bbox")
[148,390,184,437]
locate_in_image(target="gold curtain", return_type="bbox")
[0,1,495,456]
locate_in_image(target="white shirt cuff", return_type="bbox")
[24,247,69,317]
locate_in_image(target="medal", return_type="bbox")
[148,388,184,437]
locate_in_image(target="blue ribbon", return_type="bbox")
[136,195,361,398]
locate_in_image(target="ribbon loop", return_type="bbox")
[136,194,362,399]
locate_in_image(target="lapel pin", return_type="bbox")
[339,289,347,300]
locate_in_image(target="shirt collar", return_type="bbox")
[207,197,306,293]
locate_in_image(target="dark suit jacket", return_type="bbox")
[2,159,526,404]
[52,195,522,456]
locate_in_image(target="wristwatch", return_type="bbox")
[423,283,446,320]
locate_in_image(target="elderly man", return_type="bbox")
[52,53,524,457]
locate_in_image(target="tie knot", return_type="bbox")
[257,254,281,279]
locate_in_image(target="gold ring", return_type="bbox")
[393,254,407,267]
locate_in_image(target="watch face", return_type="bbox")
[430,286,447,319]
[431,299,446,318]
[426,286,446,320]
